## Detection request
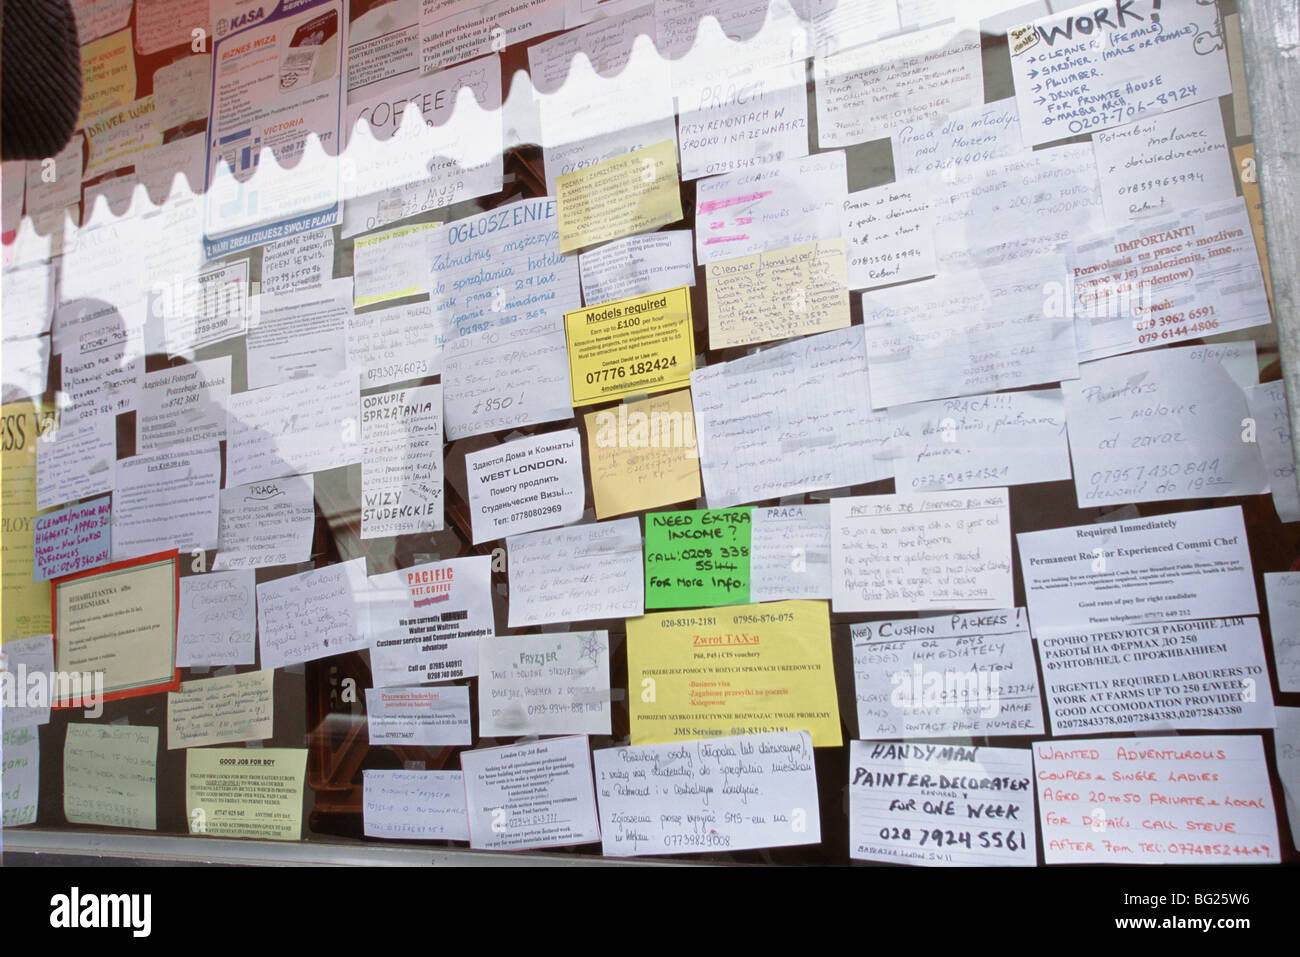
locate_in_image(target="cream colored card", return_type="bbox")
[556,139,683,254]
[584,389,700,518]
[167,669,274,750]
[186,748,307,841]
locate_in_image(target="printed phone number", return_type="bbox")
[584,355,679,385]
[877,826,1028,852]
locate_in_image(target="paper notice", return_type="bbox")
[256,558,370,670]
[1264,573,1300,693]
[186,747,307,840]
[1009,0,1232,147]
[507,518,644,628]
[564,286,695,406]
[1033,734,1279,864]
[1,726,39,826]
[153,56,211,132]
[890,389,1072,493]
[1016,506,1258,639]
[579,231,695,306]
[462,735,601,850]
[442,317,573,440]
[891,98,1022,179]
[136,357,232,451]
[360,384,444,539]
[177,569,257,667]
[167,669,275,749]
[849,741,1035,866]
[363,769,470,841]
[832,488,1014,613]
[852,609,1044,739]
[842,180,936,290]
[135,0,210,54]
[465,429,585,543]
[626,599,841,747]
[77,28,137,129]
[556,140,683,254]
[3,402,58,639]
[420,0,563,73]
[261,228,335,295]
[0,634,54,729]
[365,686,472,746]
[595,730,820,857]
[1276,707,1300,851]
[347,299,448,388]
[110,442,222,561]
[368,555,494,686]
[213,476,316,571]
[353,223,440,306]
[1245,381,1299,524]
[749,504,831,603]
[245,279,351,390]
[690,325,894,506]
[478,631,611,737]
[64,723,157,830]
[35,413,115,512]
[33,496,111,582]
[645,508,751,609]
[583,390,701,519]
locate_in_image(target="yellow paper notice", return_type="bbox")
[186,748,308,841]
[1232,143,1273,306]
[627,599,842,747]
[565,285,694,405]
[78,27,137,128]
[64,723,158,830]
[2,401,58,642]
[705,239,850,348]
[556,139,683,254]
[584,389,701,519]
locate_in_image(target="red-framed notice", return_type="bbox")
[51,548,181,706]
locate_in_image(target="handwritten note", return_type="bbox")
[627,599,841,747]
[579,231,695,306]
[461,736,601,850]
[443,318,572,440]
[33,496,111,581]
[890,389,1072,492]
[1061,344,1268,507]
[850,742,1035,866]
[365,686,472,746]
[363,769,470,841]
[1264,573,1300,693]
[645,508,751,609]
[842,181,936,291]
[814,24,984,148]
[832,488,1014,613]
[64,723,157,831]
[583,389,701,519]
[691,325,893,507]
[695,151,847,266]
[1245,382,1300,524]
[260,228,334,295]
[167,669,274,749]
[353,223,440,307]
[1,726,39,826]
[594,730,820,857]
[1016,506,1258,639]
[507,518,644,628]
[556,140,684,254]
[177,570,257,667]
[256,558,370,671]
[213,476,316,571]
[110,442,222,561]
[347,299,449,389]
[1033,734,1279,864]
[749,505,831,603]
[479,631,611,737]
[360,384,444,539]
[0,634,54,729]
[465,430,584,543]
[136,357,231,451]
[1009,0,1232,146]
[891,98,1022,178]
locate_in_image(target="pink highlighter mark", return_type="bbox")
[697,190,772,214]
[704,235,750,245]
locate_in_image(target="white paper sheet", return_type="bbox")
[749,504,832,603]
[226,370,362,487]
[849,741,1035,866]
[420,0,564,74]
[260,228,335,295]
[136,357,232,452]
[213,476,316,571]
[1275,707,1300,851]
[1264,573,1300,694]
[853,609,1043,738]
[257,557,371,670]
[465,429,585,543]
[177,570,258,667]
[1246,382,1300,524]
[360,384,444,539]
[246,278,352,390]
[691,325,892,507]
[842,179,936,290]
[461,735,601,850]
[595,730,820,856]
[507,518,644,628]
[891,97,1022,179]
[59,303,143,423]
[831,488,1014,613]
[1034,734,1279,864]
[347,299,448,388]
[167,669,274,749]
[442,317,573,440]
[860,258,1080,409]
[1062,345,1268,507]
[694,151,847,265]
[1009,0,1232,147]
[889,388,1071,492]
[35,413,115,511]
[579,231,695,306]
[368,555,494,686]
[111,442,222,561]
[365,685,472,745]
[363,769,470,840]
[0,634,54,729]
[479,630,610,737]
[1017,506,1259,639]
[348,0,419,91]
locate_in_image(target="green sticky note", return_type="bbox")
[644,508,751,609]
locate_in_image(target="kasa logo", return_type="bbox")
[217,6,265,35]
[49,887,151,938]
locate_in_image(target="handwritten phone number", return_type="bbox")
[1061,86,1200,134]
[584,355,678,385]
[878,826,1027,852]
